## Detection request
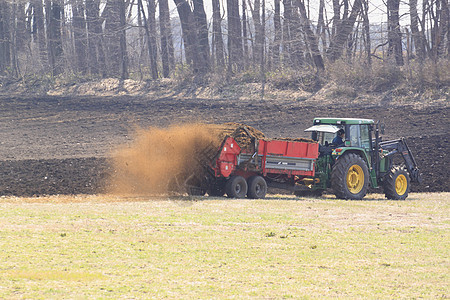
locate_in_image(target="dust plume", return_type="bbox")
[108,123,219,196]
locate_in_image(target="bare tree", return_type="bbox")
[173,0,209,73]
[0,1,11,75]
[72,0,87,73]
[33,0,48,67]
[387,0,404,65]
[361,0,371,66]
[193,0,210,70]
[283,0,304,66]
[327,0,362,62]
[138,0,158,79]
[159,0,175,76]
[211,0,225,68]
[295,0,324,71]
[249,0,264,65]
[46,0,64,76]
[86,0,106,76]
[409,0,426,60]
[272,0,281,65]
[227,0,243,73]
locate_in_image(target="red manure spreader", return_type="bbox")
[173,119,420,200]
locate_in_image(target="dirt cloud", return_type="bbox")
[109,123,219,196]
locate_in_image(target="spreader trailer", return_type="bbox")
[176,118,421,200]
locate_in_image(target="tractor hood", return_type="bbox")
[304,124,340,133]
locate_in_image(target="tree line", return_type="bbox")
[0,0,448,81]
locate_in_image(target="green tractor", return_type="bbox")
[303,118,421,200]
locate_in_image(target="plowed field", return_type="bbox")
[0,95,448,196]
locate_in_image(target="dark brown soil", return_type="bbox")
[0,94,448,196]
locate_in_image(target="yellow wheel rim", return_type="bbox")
[395,174,408,195]
[346,164,364,194]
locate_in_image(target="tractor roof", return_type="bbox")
[313,118,375,125]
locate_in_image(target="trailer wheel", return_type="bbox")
[331,153,369,200]
[383,166,410,200]
[247,176,267,199]
[225,176,248,198]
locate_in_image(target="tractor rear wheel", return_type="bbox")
[383,166,410,200]
[225,176,248,198]
[331,153,369,200]
[247,176,267,199]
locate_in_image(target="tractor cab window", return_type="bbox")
[318,132,336,146]
[360,125,371,149]
[348,125,371,149]
[349,125,360,147]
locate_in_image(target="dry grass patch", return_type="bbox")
[0,193,448,298]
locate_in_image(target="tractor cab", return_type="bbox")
[305,117,374,149]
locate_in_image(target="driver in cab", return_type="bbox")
[332,129,345,147]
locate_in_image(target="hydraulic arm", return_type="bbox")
[380,138,422,183]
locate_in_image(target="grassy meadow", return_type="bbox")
[0,193,448,298]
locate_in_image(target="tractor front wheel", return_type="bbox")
[225,176,248,198]
[331,153,369,200]
[383,166,410,200]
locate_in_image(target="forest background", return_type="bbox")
[0,0,448,101]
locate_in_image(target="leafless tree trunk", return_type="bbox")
[361,0,371,66]
[260,0,266,97]
[409,0,426,61]
[250,0,264,65]
[103,0,128,78]
[327,0,362,62]
[316,0,326,49]
[173,0,206,73]
[295,0,324,71]
[72,0,87,73]
[145,0,158,79]
[33,0,48,68]
[46,0,64,76]
[193,0,210,71]
[137,0,158,79]
[387,0,404,65]
[118,0,128,79]
[282,0,291,63]
[283,0,304,66]
[86,0,106,76]
[332,0,340,38]
[272,0,281,65]
[0,1,11,74]
[227,0,243,73]
[242,0,248,66]
[429,0,449,59]
[160,0,175,76]
[211,0,225,68]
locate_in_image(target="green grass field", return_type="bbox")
[0,193,448,298]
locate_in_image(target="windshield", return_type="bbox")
[313,131,336,146]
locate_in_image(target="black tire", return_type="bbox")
[225,176,248,198]
[331,153,369,200]
[247,176,267,199]
[383,166,410,200]
[207,182,226,197]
